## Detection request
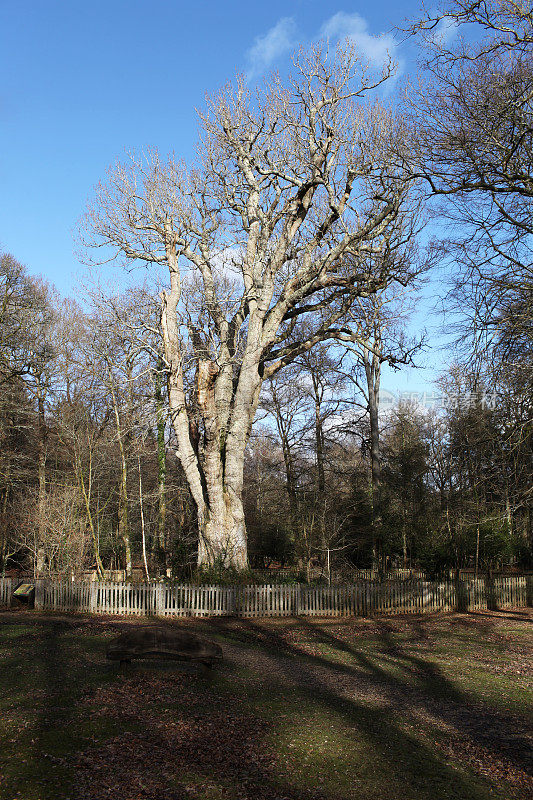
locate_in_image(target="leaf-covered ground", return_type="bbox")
[0,608,531,800]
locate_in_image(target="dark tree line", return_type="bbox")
[0,255,530,579]
[0,261,197,579]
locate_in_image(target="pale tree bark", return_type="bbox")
[364,340,383,571]
[138,452,149,581]
[81,43,422,568]
[82,292,154,578]
[154,360,167,569]
[314,392,325,500]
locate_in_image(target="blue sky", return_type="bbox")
[0,0,451,397]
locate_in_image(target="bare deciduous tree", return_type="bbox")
[406,0,533,367]
[340,275,425,570]
[80,43,421,568]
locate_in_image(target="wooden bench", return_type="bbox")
[106,627,223,668]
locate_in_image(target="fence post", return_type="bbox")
[526,575,533,607]
[294,583,300,616]
[34,579,44,611]
[486,574,497,610]
[455,576,468,612]
[155,582,164,617]
[88,582,97,614]
[0,578,11,608]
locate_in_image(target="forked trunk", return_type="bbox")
[163,340,258,569]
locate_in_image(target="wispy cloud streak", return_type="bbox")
[320,12,398,66]
[245,16,297,80]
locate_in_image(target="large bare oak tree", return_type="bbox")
[80,44,420,568]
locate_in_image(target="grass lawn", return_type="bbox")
[0,608,531,800]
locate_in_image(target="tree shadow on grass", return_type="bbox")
[227,618,499,799]
[223,614,533,794]
[6,613,527,800]
[460,609,532,623]
[0,616,78,799]
[0,614,126,800]
[37,614,473,800]
[286,616,532,778]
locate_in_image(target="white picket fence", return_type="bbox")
[0,575,522,617]
[1,576,530,617]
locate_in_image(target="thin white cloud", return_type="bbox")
[429,17,458,45]
[245,12,404,84]
[320,12,397,67]
[246,16,297,80]
[208,246,246,293]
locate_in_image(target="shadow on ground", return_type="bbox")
[0,608,531,800]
